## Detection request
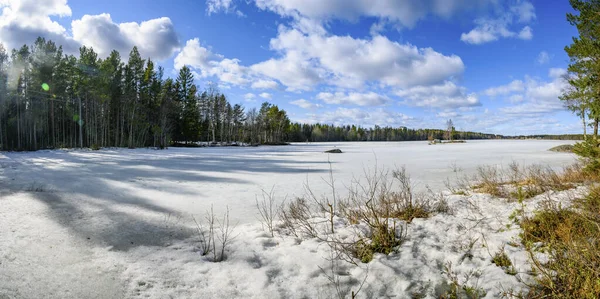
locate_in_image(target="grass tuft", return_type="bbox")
[522,185,600,298]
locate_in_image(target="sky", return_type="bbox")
[0,0,582,135]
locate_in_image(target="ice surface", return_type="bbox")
[0,140,577,223]
[0,140,580,298]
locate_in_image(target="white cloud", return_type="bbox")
[72,14,180,60]
[249,0,493,29]
[180,6,466,92]
[483,80,524,97]
[460,1,536,45]
[537,51,550,65]
[251,79,279,90]
[254,27,464,90]
[498,73,568,116]
[0,0,78,52]
[174,38,223,70]
[510,1,536,23]
[174,38,250,85]
[0,0,180,60]
[259,92,272,99]
[206,0,233,14]
[549,68,566,79]
[290,99,321,109]
[396,81,480,109]
[508,94,524,103]
[518,26,533,40]
[436,110,461,119]
[206,0,244,16]
[244,93,257,102]
[300,107,416,127]
[250,52,323,91]
[175,29,461,94]
[316,91,389,107]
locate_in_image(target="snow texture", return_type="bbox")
[0,140,580,298]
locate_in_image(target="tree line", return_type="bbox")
[0,37,574,152]
[0,37,296,151]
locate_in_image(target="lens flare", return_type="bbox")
[41,83,50,91]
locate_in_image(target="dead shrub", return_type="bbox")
[192,205,236,262]
[473,165,503,197]
[279,197,319,238]
[256,186,279,237]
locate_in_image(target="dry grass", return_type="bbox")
[278,164,448,264]
[471,162,594,201]
[521,185,600,298]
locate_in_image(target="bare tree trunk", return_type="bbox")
[582,107,587,139]
[594,118,598,140]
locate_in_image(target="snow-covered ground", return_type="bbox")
[0,140,580,298]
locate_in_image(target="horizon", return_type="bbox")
[0,0,581,135]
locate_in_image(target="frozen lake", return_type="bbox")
[0,140,581,298]
[0,140,576,223]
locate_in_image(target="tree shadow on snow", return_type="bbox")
[6,148,335,252]
[29,191,193,251]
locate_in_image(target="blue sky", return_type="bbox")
[0,0,582,135]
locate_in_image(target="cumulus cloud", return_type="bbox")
[252,27,464,90]
[259,92,272,99]
[482,69,567,118]
[483,80,525,97]
[300,107,416,127]
[72,14,180,60]
[496,73,568,116]
[186,4,467,92]
[251,79,279,90]
[396,81,480,109]
[316,91,390,107]
[548,68,566,79]
[251,52,322,91]
[436,110,462,120]
[290,99,321,109]
[0,0,180,60]
[0,0,78,52]
[247,0,493,29]
[174,38,250,85]
[460,1,536,45]
[244,93,257,102]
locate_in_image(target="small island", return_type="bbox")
[428,119,467,145]
[324,148,343,153]
[549,144,574,153]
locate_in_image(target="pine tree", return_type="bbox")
[565,0,600,139]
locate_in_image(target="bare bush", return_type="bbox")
[25,181,48,192]
[215,206,236,262]
[473,165,503,197]
[445,163,472,195]
[280,164,450,264]
[193,205,236,262]
[192,214,212,256]
[341,165,415,262]
[319,243,369,299]
[279,197,319,238]
[256,186,279,237]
